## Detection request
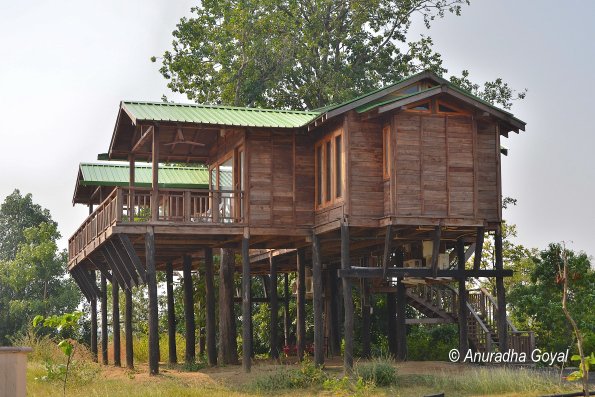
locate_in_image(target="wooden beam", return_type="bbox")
[361,260,371,359]
[341,221,354,374]
[296,247,306,361]
[339,268,513,278]
[382,225,393,279]
[269,253,279,360]
[119,235,147,284]
[151,125,159,221]
[131,125,154,154]
[112,279,121,367]
[396,278,407,361]
[100,274,108,365]
[473,226,485,271]
[166,263,177,365]
[204,247,217,366]
[242,235,252,373]
[145,228,159,375]
[431,226,442,277]
[494,228,508,351]
[387,292,397,358]
[100,245,129,290]
[312,233,324,366]
[457,238,469,361]
[125,286,134,369]
[183,254,196,364]
[128,153,135,220]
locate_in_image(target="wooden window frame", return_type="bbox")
[436,100,469,115]
[404,98,470,115]
[382,125,391,181]
[315,129,344,210]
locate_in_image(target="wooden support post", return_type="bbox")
[166,263,177,365]
[382,225,393,278]
[312,233,324,366]
[218,248,238,365]
[145,228,159,375]
[100,274,108,365]
[431,225,442,277]
[283,273,290,347]
[395,248,408,361]
[341,221,354,374]
[330,266,341,356]
[324,268,338,357]
[387,292,397,358]
[112,279,121,367]
[242,234,252,372]
[128,153,135,220]
[296,247,306,361]
[269,253,279,360]
[473,226,485,270]
[494,228,508,351]
[361,276,371,358]
[90,295,98,362]
[125,287,134,369]
[204,247,217,366]
[151,125,160,221]
[457,238,469,360]
[183,254,196,364]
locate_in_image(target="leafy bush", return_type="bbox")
[323,376,375,396]
[250,358,328,392]
[355,357,397,386]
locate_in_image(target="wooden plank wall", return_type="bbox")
[209,129,244,161]
[393,112,478,219]
[247,130,314,227]
[347,113,384,219]
[476,121,500,222]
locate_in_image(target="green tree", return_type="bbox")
[153,0,525,110]
[508,244,595,354]
[0,221,81,344]
[0,189,55,261]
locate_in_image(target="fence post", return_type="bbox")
[0,347,32,397]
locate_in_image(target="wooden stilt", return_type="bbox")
[323,270,333,357]
[312,233,324,366]
[183,254,196,364]
[100,274,108,365]
[242,235,252,372]
[457,238,469,360]
[431,226,442,277]
[90,293,98,362]
[494,228,508,351]
[145,228,159,375]
[296,247,306,361]
[473,226,485,270]
[125,287,134,369]
[341,221,354,374]
[387,292,397,358]
[330,265,341,355]
[218,248,238,365]
[361,270,371,358]
[396,248,407,361]
[269,253,279,360]
[166,263,177,364]
[204,247,217,366]
[112,279,121,367]
[283,273,290,347]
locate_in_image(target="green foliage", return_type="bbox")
[250,358,328,392]
[355,356,397,386]
[406,324,458,361]
[566,352,595,381]
[449,69,527,110]
[508,244,595,355]
[154,0,524,113]
[0,201,81,344]
[323,375,375,396]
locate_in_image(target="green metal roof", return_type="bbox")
[122,101,320,129]
[79,163,209,189]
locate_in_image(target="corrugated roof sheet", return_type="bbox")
[79,163,209,189]
[122,101,320,129]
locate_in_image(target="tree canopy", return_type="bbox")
[154,0,525,110]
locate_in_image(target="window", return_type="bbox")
[436,100,467,115]
[315,129,343,208]
[383,125,391,180]
[410,101,431,112]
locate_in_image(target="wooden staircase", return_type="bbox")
[405,283,535,355]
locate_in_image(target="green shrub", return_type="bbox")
[355,357,397,386]
[250,358,328,392]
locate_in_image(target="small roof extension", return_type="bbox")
[73,162,209,205]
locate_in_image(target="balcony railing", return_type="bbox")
[68,187,245,261]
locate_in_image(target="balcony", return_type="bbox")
[68,187,245,263]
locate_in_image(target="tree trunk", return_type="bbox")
[218,248,238,365]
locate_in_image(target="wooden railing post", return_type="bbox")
[184,191,191,222]
[212,191,220,223]
[116,189,123,222]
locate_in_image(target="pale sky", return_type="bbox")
[1,1,593,258]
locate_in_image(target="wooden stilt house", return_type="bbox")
[68,70,534,374]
